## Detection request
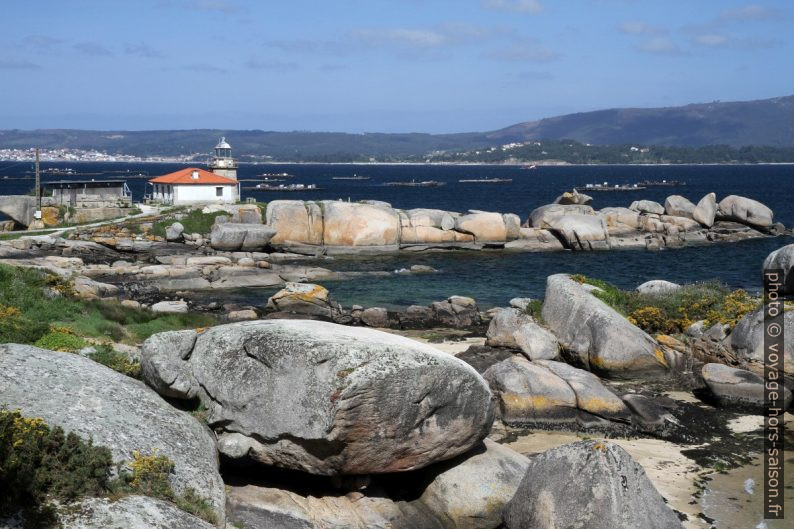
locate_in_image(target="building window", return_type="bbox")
[216,187,223,197]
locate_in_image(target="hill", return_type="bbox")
[489,95,794,148]
[0,129,492,162]
[1,95,793,162]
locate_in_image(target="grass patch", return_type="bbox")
[0,230,59,240]
[0,263,216,351]
[33,328,87,352]
[89,345,141,379]
[523,299,544,323]
[151,208,230,237]
[569,274,760,335]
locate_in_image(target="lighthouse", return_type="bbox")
[209,137,238,181]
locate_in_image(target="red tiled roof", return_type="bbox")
[149,167,237,185]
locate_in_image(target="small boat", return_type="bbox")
[332,175,370,180]
[384,180,445,187]
[521,164,537,170]
[635,179,686,187]
[243,183,322,192]
[574,182,646,192]
[258,172,294,178]
[458,178,512,184]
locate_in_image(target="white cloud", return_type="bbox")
[693,34,729,46]
[719,4,772,21]
[0,59,41,70]
[482,0,544,14]
[245,58,299,71]
[124,43,165,58]
[350,23,494,49]
[73,42,113,56]
[618,21,664,35]
[485,39,559,62]
[351,28,446,48]
[635,37,681,54]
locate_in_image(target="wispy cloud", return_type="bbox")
[350,23,493,50]
[719,4,773,21]
[180,62,228,73]
[184,0,238,14]
[73,42,113,56]
[245,58,299,71]
[635,36,683,55]
[21,35,64,51]
[482,0,544,14]
[618,20,664,35]
[0,59,42,70]
[485,39,559,62]
[693,33,729,46]
[124,43,165,58]
[351,28,447,48]
[689,33,781,50]
[516,70,554,80]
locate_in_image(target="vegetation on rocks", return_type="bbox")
[0,409,113,527]
[0,411,218,527]
[88,344,142,379]
[569,274,759,335]
[0,263,214,377]
[151,208,230,237]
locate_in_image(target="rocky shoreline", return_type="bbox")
[1,197,793,528]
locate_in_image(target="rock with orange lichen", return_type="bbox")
[266,282,341,318]
[483,356,630,429]
[541,274,669,378]
[141,320,494,476]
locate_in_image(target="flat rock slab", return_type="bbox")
[142,320,494,476]
[0,345,225,522]
[701,363,792,412]
[60,495,216,529]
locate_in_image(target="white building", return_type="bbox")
[148,167,239,205]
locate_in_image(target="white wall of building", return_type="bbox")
[152,184,238,204]
[175,184,237,204]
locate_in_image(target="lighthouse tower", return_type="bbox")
[209,137,238,181]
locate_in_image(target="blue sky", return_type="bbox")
[1,0,791,132]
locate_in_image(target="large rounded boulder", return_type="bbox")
[664,195,695,219]
[0,344,225,522]
[692,193,717,227]
[717,194,774,229]
[503,440,683,529]
[541,274,668,378]
[726,307,794,377]
[141,320,494,476]
[763,244,794,295]
[266,200,324,246]
[321,201,401,247]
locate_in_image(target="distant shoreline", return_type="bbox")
[2,159,794,167]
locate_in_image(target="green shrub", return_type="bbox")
[89,345,141,379]
[0,410,113,522]
[151,208,230,237]
[0,313,50,344]
[568,274,758,334]
[524,299,544,323]
[33,329,87,352]
[116,450,218,525]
